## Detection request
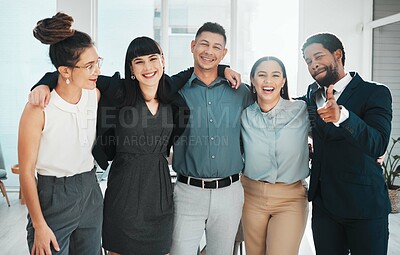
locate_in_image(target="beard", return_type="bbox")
[313,61,340,88]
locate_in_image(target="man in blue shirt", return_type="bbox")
[170,22,253,255]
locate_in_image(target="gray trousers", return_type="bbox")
[170,180,244,255]
[27,168,103,255]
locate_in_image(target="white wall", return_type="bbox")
[57,0,97,40]
[297,0,368,96]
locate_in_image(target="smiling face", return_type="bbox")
[251,60,286,107]
[191,31,227,72]
[130,53,164,88]
[68,46,101,90]
[303,43,342,87]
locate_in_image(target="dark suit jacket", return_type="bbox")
[299,72,392,219]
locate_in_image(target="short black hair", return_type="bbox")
[301,33,346,66]
[195,22,226,44]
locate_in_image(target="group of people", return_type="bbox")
[19,11,392,255]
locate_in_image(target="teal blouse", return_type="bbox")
[241,98,310,183]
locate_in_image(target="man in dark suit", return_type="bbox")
[299,33,392,255]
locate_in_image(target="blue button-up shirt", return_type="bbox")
[241,99,310,183]
[172,73,253,178]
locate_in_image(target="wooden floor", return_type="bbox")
[1,190,400,255]
[0,192,30,255]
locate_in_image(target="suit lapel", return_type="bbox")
[308,82,321,106]
[307,83,329,137]
[322,73,362,139]
[337,72,361,106]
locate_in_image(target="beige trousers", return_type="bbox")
[241,176,309,255]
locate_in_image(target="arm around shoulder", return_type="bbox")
[163,68,194,101]
[31,71,59,91]
[29,71,59,108]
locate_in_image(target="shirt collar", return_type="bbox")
[52,89,88,113]
[188,72,227,88]
[316,72,352,93]
[253,97,285,116]
[333,72,352,93]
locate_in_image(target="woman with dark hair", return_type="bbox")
[18,12,103,255]
[100,36,177,255]
[240,56,310,255]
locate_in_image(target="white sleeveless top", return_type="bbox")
[36,89,97,177]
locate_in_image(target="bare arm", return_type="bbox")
[18,104,59,255]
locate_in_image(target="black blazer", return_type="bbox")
[299,72,392,219]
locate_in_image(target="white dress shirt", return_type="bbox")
[316,72,351,126]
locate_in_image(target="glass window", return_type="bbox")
[235,0,299,93]
[98,0,159,76]
[97,0,299,96]
[374,0,400,20]
[166,0,231,75]
[372,22,400,140]
[0,1,55,187]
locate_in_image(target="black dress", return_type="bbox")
[102,98,174,254]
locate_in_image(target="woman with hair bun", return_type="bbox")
[18,12,103,255]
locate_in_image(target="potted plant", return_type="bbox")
[382,137,400,213]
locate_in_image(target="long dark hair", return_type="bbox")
[33,12,93,68]
[122,36,166,107]
[250,56,290,101]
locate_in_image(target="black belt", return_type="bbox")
[177,174,239,189]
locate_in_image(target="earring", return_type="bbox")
[130,74,136,80]
[66,78,70,85]
[281,87,284,95]
[252,87,256,93]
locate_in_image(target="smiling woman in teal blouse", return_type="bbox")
[240,56,310,255]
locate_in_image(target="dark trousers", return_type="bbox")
[27,168,103,255]
[312,201,389,255]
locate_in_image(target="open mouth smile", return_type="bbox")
[261,86,275,93]
[143,71,157,78]
[200,55,214,63]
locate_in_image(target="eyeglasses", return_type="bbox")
[71,57,103,75]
